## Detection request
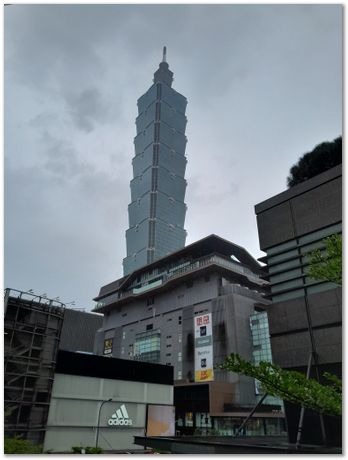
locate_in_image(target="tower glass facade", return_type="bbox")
[123,49,188,275]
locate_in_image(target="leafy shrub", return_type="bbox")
[4,436,43,454]
[85,446,103,454]
[71,446,103,454]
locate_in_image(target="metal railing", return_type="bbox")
[96,254,267,309]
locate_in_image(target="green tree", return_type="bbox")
[287,136,342,187]
[218,354,341,417]
[307,234,342,285]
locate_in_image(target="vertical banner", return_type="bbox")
[194,313,214,382]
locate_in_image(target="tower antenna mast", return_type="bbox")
[162,46,167,63]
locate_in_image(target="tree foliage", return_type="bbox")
[287,136,342,187]
[218,354,341,417]
[307,234,342,285]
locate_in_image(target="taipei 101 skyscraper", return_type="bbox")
[123,48,188,275]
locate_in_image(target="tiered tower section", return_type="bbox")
[123,48,188,275]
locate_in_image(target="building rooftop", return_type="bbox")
[255,164,342,214]
[94,235,268,313]
[56,350,173,386]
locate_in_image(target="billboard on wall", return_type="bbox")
[146,405,175,436]
[194,313,214,382]
[103,338,113,356]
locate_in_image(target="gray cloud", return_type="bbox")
[4,4,342,308]
[64,88,111,132]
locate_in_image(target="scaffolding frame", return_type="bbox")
[4,288,65,444]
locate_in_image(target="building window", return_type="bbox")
[166,353,172,357]
[178,333,182,343]
[178,352,182,362]
[185,412,194,427]
[122,331,126,339]
[147,297,155,306]
[178,370,182,379]
[167,317,172,322]
[166,335,172,339]
[166,344,172,348]
[134,330,161,363]
[121,347,125,355]
[146,324,153,331]
[166,362,171,366]
[178,316,182,325]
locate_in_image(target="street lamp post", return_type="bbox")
[95,398,112,449]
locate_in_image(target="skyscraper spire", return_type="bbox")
[153,47,173,87]
[162,46,167,63]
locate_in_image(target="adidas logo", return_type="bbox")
[108,404,133,426]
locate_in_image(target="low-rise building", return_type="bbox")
[43,350,173,452]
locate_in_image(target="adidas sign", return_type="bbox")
[108,404,133,426]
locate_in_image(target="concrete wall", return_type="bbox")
[43,373,173,452]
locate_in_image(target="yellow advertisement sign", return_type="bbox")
[195,368,214,382]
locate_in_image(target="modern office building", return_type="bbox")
[255,164,342,446]
[94,234,285,435]
[4,288,103,444]
[123,47,188,275]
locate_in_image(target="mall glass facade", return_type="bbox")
[123,51,188,275]
[250,311,284,408]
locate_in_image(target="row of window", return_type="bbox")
[266,224,341,302]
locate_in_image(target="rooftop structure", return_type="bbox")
[98,234,266,313]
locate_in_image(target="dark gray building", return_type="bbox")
[4,289,65,444]
[94,235,284,435]
[123,47,188,275]
[255,164,342,446]
[59,308,103,353]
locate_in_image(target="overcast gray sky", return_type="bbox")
[5,4,342,310]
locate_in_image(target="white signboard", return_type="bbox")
[194,313,214,382]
